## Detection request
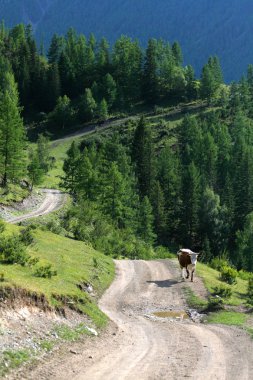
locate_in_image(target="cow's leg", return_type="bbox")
[181,266,185,280]
[186,267,190,279]
[191,269,195,282]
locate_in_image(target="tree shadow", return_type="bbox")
[147,279,179,288]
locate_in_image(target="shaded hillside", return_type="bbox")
[1,0,253,81]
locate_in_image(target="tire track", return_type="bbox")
[7,189,66,224]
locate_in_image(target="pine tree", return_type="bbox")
[37,134,50,174]
[132,117,155,198]
[200,64,216,102]
[101,162,126,226]
[78,88,97,122]
[97,98,109,122]
[138,196,156,245]
[0,71,26,187]
[142,39,159,104]
[50,95,73,129]
[180,162,200,247]
[46,63,61,111]
[62,141,80,194]
[48,34,64,64]
[102,73,117,109]
[27,148,44,190]
[151,181,167,245]
[172,41,183,66]
[77,148,98,200]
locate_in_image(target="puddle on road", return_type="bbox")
[153,311,189,320]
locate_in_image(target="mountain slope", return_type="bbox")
[1,0,253,81]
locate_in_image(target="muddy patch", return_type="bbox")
[153,310,189,320]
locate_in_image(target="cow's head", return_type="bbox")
[189,252,199,265]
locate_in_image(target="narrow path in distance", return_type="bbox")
[6,189,66,224]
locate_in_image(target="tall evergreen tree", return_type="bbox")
[0,71,26,186]
[62,141,80,194]
[142,39,159,104]
[132,117,155,198]
[138,196,156,244]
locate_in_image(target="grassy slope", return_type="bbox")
[197,263,248,306]
[0,225,115,327]
[196,263,253,329]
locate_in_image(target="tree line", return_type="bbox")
[0,23,224,123]
[62,88,253,272]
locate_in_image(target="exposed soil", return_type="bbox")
[9,259,253,380]
[1,189,66,224]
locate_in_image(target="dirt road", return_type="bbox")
[25,259,253,380]
[6,189,66,224]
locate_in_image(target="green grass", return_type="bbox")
[40,136,83,188]
[197,262,248,306]
[0,184,30,205]
[0,225,115,328]
[0,349,32,377]
[54,323,94,341]
[183,286,208,311]
[207,311,248,326]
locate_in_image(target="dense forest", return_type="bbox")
[1,0,253,81]
[1,23,253,272]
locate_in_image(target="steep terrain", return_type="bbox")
[1,0,253,80]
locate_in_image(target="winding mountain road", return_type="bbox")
[6,189,66,224]
[26,260,253,380]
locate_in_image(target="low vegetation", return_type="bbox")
[0,223,115,327]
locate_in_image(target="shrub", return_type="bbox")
[46,220,63,235]
[20,227,34,246]
[220,265,237,285]
[206,296,224,311]
[34,264,57,278]
[211,284,232,299]
[238,270,252,281]
[93,257,98,268]
[28,257,40,267]
[247,277,253,305]
[0,235,30,266]
[209,257,229,271]
[0,219,5,234]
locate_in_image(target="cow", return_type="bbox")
[177,248,199,282]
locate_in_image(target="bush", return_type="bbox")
[34,264,57,278]
[155,246,174,259]
[238,270,252,281]
[247,277,253,305]
[206,296,224,311]
[211,284,232,299]
[46,220,64,235]
[0,219,5,234]
[210,257,229,271]
[220,265,237,285]
[20,227,34,246]
[0,235,30,266]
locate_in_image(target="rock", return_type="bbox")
[70,349,78,355]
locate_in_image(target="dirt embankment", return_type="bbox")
[13,259,253,380]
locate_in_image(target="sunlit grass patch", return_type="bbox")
[197,262,248,306]
[207,311,248,326]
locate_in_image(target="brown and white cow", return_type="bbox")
[177,248,199,282]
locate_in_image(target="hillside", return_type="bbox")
[1,0,253,80]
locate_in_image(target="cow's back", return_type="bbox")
[178,252,191,268]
